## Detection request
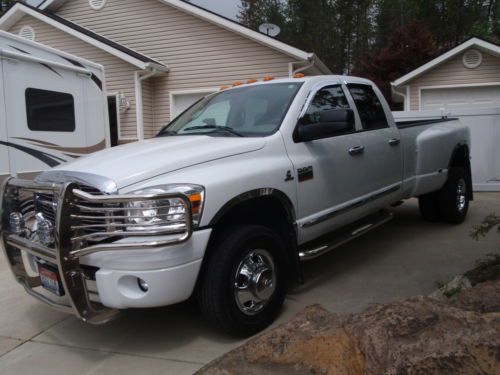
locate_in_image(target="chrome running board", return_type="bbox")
[299,210,394,261]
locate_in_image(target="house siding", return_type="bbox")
[8,15,143,140]
[55,0,294,134]
[408,49,500,110]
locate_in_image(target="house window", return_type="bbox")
[19,26,35,42]
[89,0,106,10]
[25,88,76,132]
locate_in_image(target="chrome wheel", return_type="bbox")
[234,249,276,316]
[457,178,467,212]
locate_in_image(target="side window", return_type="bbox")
[303,85,350,125]
[347,84,388,130]
[25,88,76,132]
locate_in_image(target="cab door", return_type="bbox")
[285,82,374,243]
[345,83,403,196]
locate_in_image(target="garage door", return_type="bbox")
[421,86,500,110]
[171,91,216,119]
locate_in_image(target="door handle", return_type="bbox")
[388,138,401,146]
[348,146,365,155]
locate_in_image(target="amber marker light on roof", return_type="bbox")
[263,76,276,81]
[220,86,229,91]
[294,73,305,78]
[247,79,258,84]
[233,81,243,87]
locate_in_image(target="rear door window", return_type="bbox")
[25,88,76,132]
[347,84,388,130]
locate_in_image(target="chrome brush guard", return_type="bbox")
[0,177,193,324]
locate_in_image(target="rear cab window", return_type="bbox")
[347,84,389,130]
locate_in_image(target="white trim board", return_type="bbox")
[36,0,331,74]
[0,3,168,71]
[393,37,500,87]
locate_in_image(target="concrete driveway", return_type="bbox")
[0,193,499,374]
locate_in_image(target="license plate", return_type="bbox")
[37,263,65,296]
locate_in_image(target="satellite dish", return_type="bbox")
[259,23,281,37]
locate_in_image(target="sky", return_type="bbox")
[26,0,242,20]
[190,0,240,20]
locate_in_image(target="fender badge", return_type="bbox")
[298,166,314,182]
[285,170,294,182]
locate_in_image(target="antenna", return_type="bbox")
[259,23,281,37]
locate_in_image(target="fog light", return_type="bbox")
[9,212,25,234]
[36,213,54,247]
[137,278,149,292]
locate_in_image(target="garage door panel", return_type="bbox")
[422,86,500,110]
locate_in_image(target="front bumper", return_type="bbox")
[0,178,204,324]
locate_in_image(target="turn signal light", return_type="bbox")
[189,193,203,215]
[294,73,305,78]
[263,76,275,82]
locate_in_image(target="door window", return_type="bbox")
[347,84,388,130]
[25,88,76,132]
[303,85,351,125]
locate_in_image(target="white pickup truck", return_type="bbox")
[1,76,472,336]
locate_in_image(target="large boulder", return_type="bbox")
[199,280,500,375]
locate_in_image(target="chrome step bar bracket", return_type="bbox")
[299,210,394,261]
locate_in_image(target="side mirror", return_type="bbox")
[295,109,355,142]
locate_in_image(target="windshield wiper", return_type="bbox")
[156,130,177,137]
[183,125,244,137]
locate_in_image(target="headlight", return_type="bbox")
[124,184,205,232]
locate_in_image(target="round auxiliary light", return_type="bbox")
[36,213,54,246]
[9,212,25,235]
[137,278,149,292]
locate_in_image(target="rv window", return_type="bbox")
[25,88,76,132]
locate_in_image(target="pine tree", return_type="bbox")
[1,0,19,15]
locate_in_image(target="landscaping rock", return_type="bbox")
[198,280,500,375]
[428,275,472,301]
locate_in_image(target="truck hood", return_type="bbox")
[52,136,266,188]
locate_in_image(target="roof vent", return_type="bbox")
[463,49,483,69]
[19,26,35,42]
[89,0,106,10]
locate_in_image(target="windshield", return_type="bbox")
[157,82,303,138]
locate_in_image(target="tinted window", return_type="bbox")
[25,88,76,132]
[347,84,388,130]
[303,85,350,124]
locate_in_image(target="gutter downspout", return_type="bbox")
[134,68,157,141]
[391,84,408,111]
[291,59,315,77]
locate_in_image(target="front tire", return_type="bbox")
[197,225,287,336]
[439,167,469,224]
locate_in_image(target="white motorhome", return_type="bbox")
[0,30,109,183]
